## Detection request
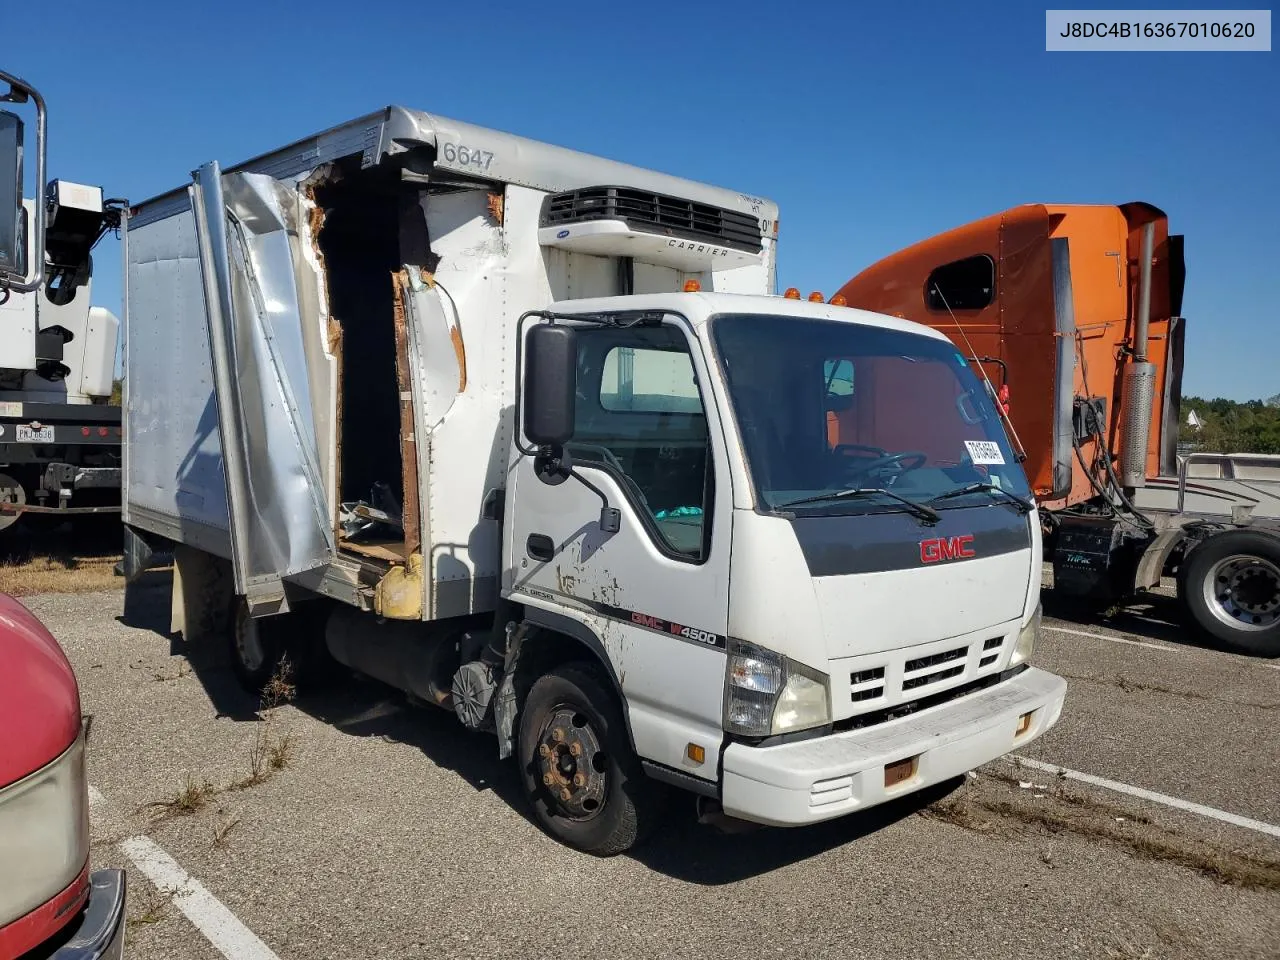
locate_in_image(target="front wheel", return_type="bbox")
[517,662,658,856]
[1178,529,1280,657]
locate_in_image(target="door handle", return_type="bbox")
[526,534,555,561]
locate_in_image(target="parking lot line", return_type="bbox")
[1042,622,1177,653]
[1010,756,1280,839]
[118,835,281,960]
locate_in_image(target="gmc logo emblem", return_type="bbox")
[920,535,976,564]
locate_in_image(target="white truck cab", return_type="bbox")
[120,105,1065,855]
[509,292,1065,833]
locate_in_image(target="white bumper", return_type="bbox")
[720,667,1066,826]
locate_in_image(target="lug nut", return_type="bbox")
[568,742,582,757]
[573,773,586,787]
[538,744,552,758]
[551,728,565,743]
[560,787,573,801]
[543,773,555,786]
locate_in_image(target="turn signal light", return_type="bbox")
[683,279,701,292]
[808,291,825,302]
[686,743,705,765]
[829,294,848,306]
[783,287,801,299]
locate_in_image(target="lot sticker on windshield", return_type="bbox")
[965,440,1006,465]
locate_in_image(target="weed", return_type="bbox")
[211,810,241,848]
[143,774,216,822]
[260,657,296,712]
[268,731,294,771]
[127,887,174,927]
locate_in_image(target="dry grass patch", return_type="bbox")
[0,552,123,596]
[142,773,217,823]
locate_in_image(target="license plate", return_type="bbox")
[884,756,918,788]
[16,425,54,443]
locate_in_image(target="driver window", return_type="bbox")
[570,331,712,562]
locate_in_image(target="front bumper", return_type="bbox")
[52,870,127,960]
[720,666,1066,826]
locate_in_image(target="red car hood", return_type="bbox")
[0,594,81,789]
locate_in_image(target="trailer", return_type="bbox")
[0,69,123,532]
[837,202,1280,656]
[120,106,1065,854]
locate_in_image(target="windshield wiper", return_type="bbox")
[777,487,940,524]
[928,482,1033,514]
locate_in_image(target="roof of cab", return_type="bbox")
[547,291,955,344]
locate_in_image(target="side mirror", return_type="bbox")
[523,323,577,451]
[0,111,23,278]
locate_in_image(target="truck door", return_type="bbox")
[189,162,333,608]
[506,319,733,781]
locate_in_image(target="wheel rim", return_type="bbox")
[1202,553,1280,632]
[534,705,608,820]
[0,472,26,533]
[234,610,267,672]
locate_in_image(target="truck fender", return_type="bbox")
[502,608,637,757]
[1134,528,1190,591]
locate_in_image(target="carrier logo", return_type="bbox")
[920,535,976,564]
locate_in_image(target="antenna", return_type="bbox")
[929,283,1028,462]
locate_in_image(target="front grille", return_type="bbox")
[983,637,1003,651]
[905,646,967,672]
[903,663,964,690]
[849,666,885,703]
[979,653,999,668]
[540,186,763,253]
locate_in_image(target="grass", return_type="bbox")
[142,773,217,823]
[0,522,130,596]
[127,887,174,928]
[211,810,241,849]
[923,776,1280,892]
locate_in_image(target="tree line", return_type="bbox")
[1181,395,1280,455]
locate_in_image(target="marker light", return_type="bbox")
[783,287,801,299]
[808,291,825,302]
[829,294,848,306]
[683,279,701,292]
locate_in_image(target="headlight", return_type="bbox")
[1012,602,1041,666]
[724,639,830,736]
[0,731,88,926]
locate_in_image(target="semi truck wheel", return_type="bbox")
[0,472,27,533]
[1179,529,1280,657]
[517,661,657,856]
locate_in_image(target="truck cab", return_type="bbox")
[508,292,1064,834]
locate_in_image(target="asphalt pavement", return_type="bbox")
[23,575,1280,960]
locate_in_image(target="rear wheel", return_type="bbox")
[1179,529,1280,657]
[230,600,335,699]
[516,661,658,856]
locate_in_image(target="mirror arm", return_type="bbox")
[0,70,46,295]
[536,447,621,534]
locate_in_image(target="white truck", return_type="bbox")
[0,69,123,532]
[119,106,1066,854]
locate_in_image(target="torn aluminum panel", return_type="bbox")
[189,162,333,600]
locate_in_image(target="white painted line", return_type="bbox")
[1010,756,1280,839]
[87,784,106,811]
[119,835,281,960]
[1043,622,1175,653]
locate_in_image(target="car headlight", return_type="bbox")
[724,639,830,736]
[1012,602,1041,666]
[0,731,89,927]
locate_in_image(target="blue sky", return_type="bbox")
[8,1,1278,400]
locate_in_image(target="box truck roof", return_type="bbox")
[129,105,778,230]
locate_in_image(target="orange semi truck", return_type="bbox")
[836,202,1280,656]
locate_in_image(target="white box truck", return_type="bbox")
[120,106,1066,854]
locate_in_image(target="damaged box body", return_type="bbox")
[122,106,777,619]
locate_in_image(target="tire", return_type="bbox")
[516,661,657,856]
[1178,529,1280,657]
[229,600,336,699]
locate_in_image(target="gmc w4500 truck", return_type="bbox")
[117,106,1066,854]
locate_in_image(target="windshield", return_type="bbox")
[710,313,1030,515]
